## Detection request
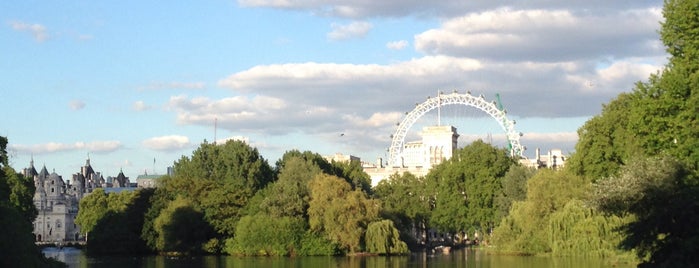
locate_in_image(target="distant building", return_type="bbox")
[363,125,459,186]
[25,158,108,242]
[323,153,360,163]
[136,167,173,188]
[519,148,567,169]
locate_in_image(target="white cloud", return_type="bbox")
[142,135,191,151]
[414,8,664,62]
[132,100,153,111]
[386,40,408,50]
[9,21,49,42]
[327,21,372,41]
[69,100,86,111]
[10,141,123,154]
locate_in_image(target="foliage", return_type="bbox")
[591,156,699,267]
[84,188,154,255]
[492,170,587,254]
[298,231,340,256]
[153,196,213,253]
[75,188,109,240]
[257,156,322,219]
[308,174,379,253]
[365,220,409,255]
[548,200,634,260]
[226,215,306,256]
[495,165,536,220]
[373,172,431,248]
[427,140,514,233]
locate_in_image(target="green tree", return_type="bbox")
[428,140,513,234]
[491,170,586,254]
[225,214,306,256]
[591,156,699,267]
[154,196,213,253]
[86,188,154,255]
[365,220,409,255]
[495,165,536,220]
[373,172,431,247]
[257,156,322,219]
[308,174,379,253]
[75,188,109,241]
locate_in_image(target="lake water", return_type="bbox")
[43,247,634,268]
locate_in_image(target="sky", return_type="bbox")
[1,0,667,180]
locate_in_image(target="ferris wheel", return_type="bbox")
[387,90,524,167]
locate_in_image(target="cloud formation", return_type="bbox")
[386,40,408,50]
[142,135,191,151]
[9,21,49,42]
[10,141,123,154]
[327,21,373,41]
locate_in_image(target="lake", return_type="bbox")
[43,247,634,268]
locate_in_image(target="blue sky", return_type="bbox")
[2,0,666,179]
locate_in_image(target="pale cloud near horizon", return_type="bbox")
[69,100,86,111]
[327,21,372,41]
[142,135,191,151]
[9,21,49,42]
[10,141,123,154]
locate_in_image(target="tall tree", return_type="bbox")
[427,140,513,233]
[308,174,379,253]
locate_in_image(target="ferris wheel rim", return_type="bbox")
[387,91,524,166]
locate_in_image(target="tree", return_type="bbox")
[153,196,213,253]
[75,188,109,241]
[373,172,431,247]
[495,165,536,220]
[226,215,306,256]
[257,156,322,219]
[86,188,154,255]
[365,220,409,255]
[491,170,586,254]
[427,140,513,234]
[308,174,379,253]
[591,156,699,267]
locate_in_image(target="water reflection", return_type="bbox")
[43,247,632,268]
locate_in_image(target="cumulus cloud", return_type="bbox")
[10,141,123,154]
[414,8,664,62]
[142,135,191,151]
[69,100,86,110]
[386,40,408,50]
[9,21,49,42]
[327,21,372,41]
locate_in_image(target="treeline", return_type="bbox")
[75,139,523,257]
[0,137,65,267]
[75,142,408,256]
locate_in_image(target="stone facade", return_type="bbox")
[24,158,110,242]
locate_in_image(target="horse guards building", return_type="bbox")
[23,157,141,243]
